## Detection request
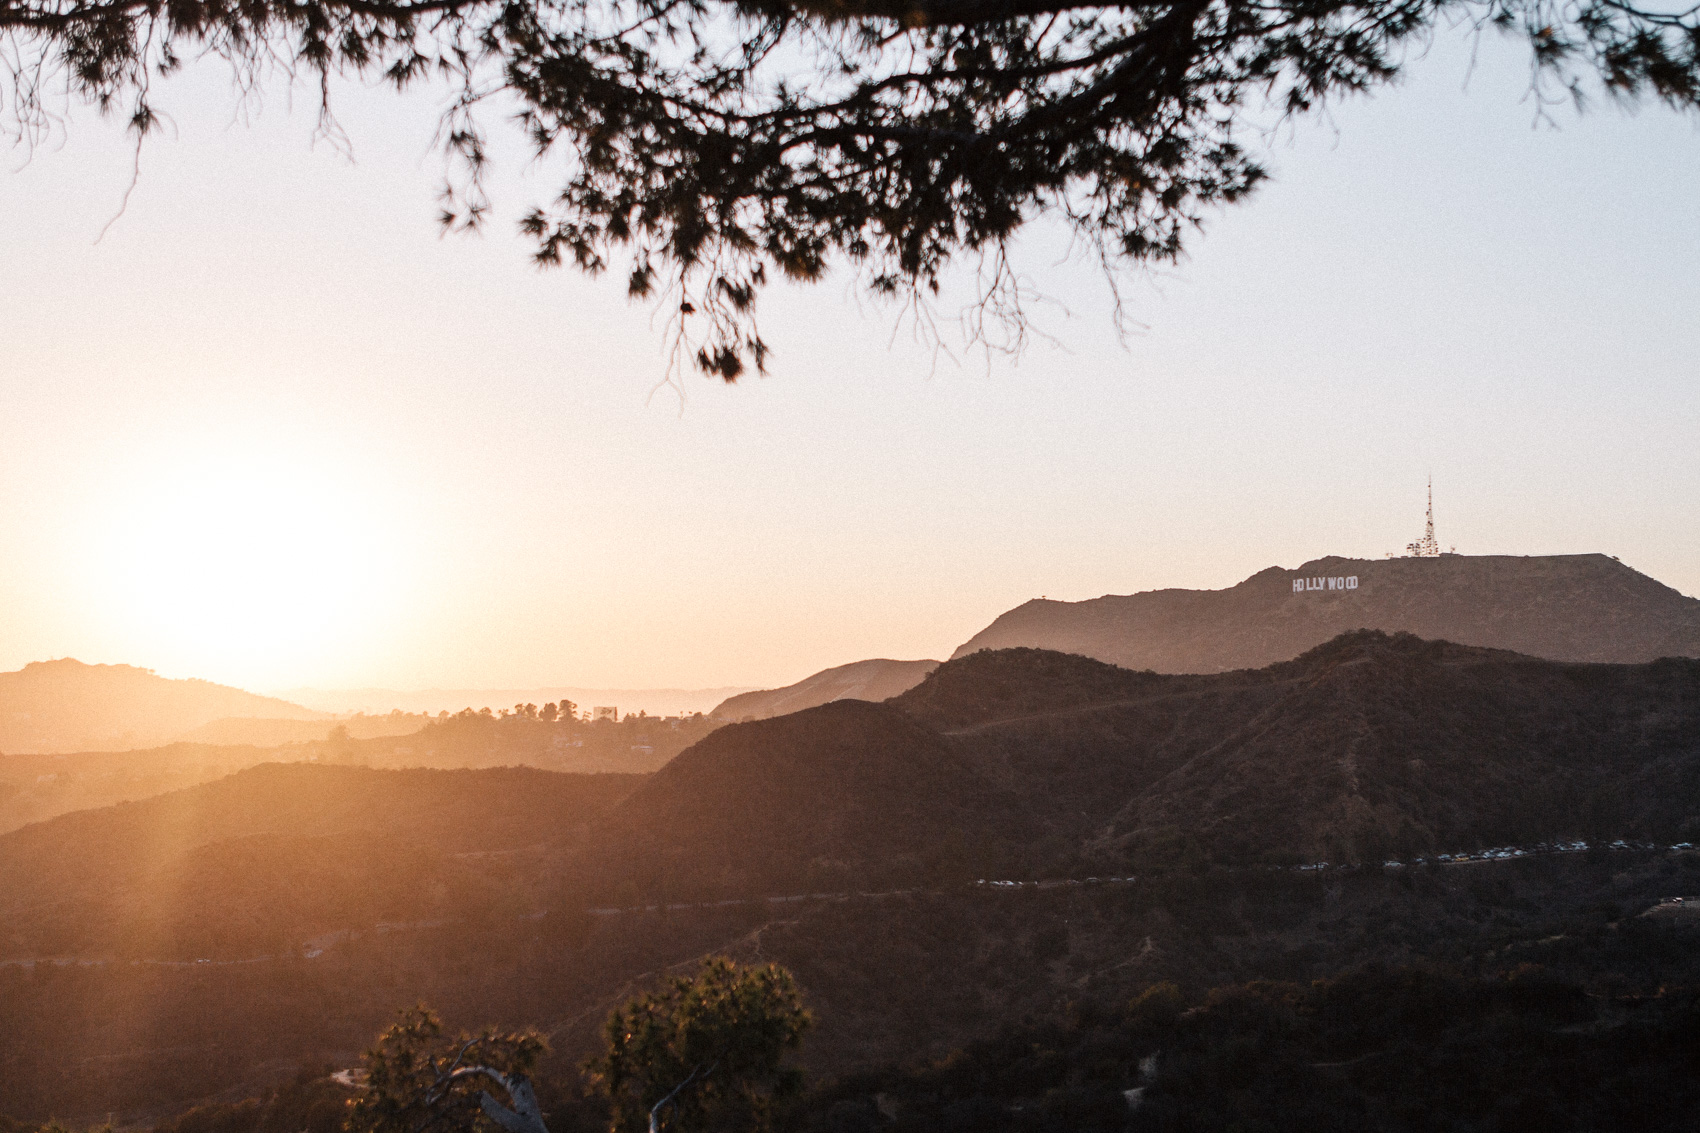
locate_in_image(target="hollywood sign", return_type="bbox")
[1294,575,1359,593]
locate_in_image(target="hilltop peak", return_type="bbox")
[0,660,323,754]
[710,657,939,721]
[1278,628,1524,672]
[952,553,1700,674]
[18,658,153,677]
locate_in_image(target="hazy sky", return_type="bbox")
[3,28,1697,694]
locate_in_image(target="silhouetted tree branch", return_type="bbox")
[4,0,1696,378]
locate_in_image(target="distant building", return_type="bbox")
[591,706,619,722]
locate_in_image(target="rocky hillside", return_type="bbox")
[710,658,939,721]
[952,554,1700,672]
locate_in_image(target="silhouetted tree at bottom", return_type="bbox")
[347,1009,550,1133]
[589,959,812,1133]
[348,958,809,1133]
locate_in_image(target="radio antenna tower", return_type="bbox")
[1404,477,1442,558]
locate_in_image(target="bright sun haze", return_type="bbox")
[113,456,372,652]
[60,433,408,690]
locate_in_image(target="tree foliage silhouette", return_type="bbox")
[589,957,811,1133]
[4,0,1696,377]
[346,1007,552,1133]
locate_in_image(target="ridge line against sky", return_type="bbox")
[2,29,1695,692]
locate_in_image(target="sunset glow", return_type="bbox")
[1,0,1698,1122]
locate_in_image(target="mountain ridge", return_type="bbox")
[0,659,325,754]
[710,658,940,721]
[13,633,1699,938]
[903,632,1700,867]
[571,631,1700,897]
[951,553,1700,673]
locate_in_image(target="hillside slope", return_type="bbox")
[896,634,1700,866]
[0,713,722,835]
[0,763,641,959]
[952,554,1700,672]
[0,743,285,835]
[1098,633,1700,864]
[710,658,940,721]
[576,699,1028,899]
[0,659,324,754]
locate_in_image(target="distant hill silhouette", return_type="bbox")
[709,659,940,720]
[0,712,719,836]
[586,633,1700,891]
[952,554,1700,672]
[0,763,640,959]
[0,659,324,754]
[891,647,1169,730]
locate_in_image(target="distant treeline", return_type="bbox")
[322,706,720,775]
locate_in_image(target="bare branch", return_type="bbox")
[647,1059,717,1133]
